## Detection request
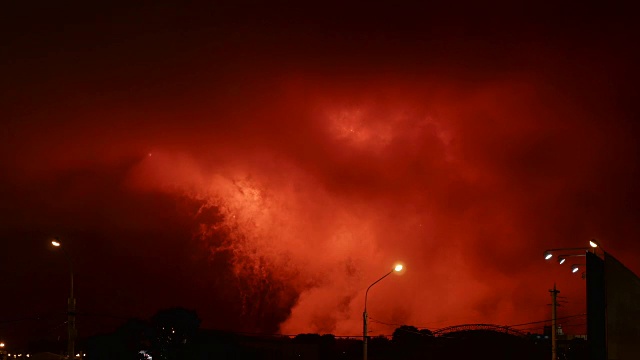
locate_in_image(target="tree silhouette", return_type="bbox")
[392,325,434,359]
[392,325,425,344]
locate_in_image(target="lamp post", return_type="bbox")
[589,239,606,257]
[543,247,589,360]
[542,241,599,360]
[363,264,403,360]
[51,239,76,360]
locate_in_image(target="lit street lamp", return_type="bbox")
[589,239,606,256]
[363,264,404,360]
[542,240,600,360]
[557,254,586,265]
[51,238,76,360]
[571,264,584,274]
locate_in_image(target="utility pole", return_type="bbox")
[52,239,76,359]
[363,310,368,360]
[68,270,76,360]
[550,284,559,360]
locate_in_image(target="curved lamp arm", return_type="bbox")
[364,270,393,312]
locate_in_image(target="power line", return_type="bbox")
[368,318,406,328]
[507,313,586,328]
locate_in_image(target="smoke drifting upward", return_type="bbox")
[113,71,637,335]
[1,2,639,342]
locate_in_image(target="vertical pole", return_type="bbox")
[68,267,75,359]
[363,269,393,360]
[363,310,368,360]
[68,298,76,359]
[550,283,559,360]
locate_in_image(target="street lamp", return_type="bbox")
[51,238,76,360]
[571,264,583,273]
[542,246,590,360]
[588,239,607,256]
[363,264,404,360]
[558,254,586,265]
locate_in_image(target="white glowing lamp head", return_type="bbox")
[572,265,580,273]
[544,252,553,260]
[394,264,403,272]
[559,257,566,265]
[51,240,61,247]
[589,240,598,248]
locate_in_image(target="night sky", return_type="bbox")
[1,1,639,349]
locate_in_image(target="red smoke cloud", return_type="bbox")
[106,74,640,335]
[1,2,639,345]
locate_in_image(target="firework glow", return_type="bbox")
[1,2,639,345]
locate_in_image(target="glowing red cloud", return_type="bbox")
[115,75,622,336]
[2,4,639,347]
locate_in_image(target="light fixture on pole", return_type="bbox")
[588,239,607,257]
[51,238,76,360]
[543,247,590,261]
[570,264,587,279]
[363,263,404,360]
[542,244,592,360]
[558,254,586,265]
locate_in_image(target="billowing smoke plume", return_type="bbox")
[113,74,634,335]
[2,3,639,342]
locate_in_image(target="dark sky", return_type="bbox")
[1,1,639,349]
